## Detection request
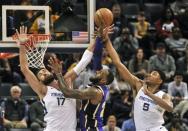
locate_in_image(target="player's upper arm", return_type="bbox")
[21,67,46,99]
[117,63,142,91]
[162,93,173,110]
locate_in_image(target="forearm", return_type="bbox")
[56,73,83,99]
[148,93,173,112]
[93,37,103,71]
[19,45,29,71]
[105,37,121,66]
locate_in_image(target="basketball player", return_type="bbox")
[101,26,173,131]
[17,26,98,131]
[48,39,114,131]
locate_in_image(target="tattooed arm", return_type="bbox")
[56,73,101,100]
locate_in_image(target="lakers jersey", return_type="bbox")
[41,86,76,131]
[79,84,108,131]
[134,86,165,131]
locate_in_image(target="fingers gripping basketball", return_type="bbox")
[94,8,113,27]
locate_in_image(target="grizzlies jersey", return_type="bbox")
[134,86,165,131]
[41,86,76,131]
[80,84,109,131]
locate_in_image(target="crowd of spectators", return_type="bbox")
[0,0,188,131]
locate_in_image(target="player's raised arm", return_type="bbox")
[18,26,46,98]
[63,37,97,82]
[48,56,102,100]
[103,26,142,91]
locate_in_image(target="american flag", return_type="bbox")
[72,31,89,43]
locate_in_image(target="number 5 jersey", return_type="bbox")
[134,86,165,130]
[41,86,76,131]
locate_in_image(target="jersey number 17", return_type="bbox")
[57,97,65,106]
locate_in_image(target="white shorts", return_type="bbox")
[137,126,167,131]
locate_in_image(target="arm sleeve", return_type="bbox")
[93,37,103,71]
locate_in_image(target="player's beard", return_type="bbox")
[42,74,55,85]
[89,76,101,85]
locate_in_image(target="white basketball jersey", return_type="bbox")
[41,86,76,131]
[134,86,165,130]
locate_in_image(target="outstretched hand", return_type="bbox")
[93,24,114,41]
[48,56,63,75]
[16,26,29,43]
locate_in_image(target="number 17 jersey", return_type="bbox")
[41,86,76,131]
[134,86,165,130]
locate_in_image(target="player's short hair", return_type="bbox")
[30,67,45,77]
[106,70,114,85]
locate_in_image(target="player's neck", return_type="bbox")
[48,80,59,89]
[147,86,159,94]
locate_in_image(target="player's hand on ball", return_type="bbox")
[16,26,29,43]
[48,56,63,75]
[93,24,114,42]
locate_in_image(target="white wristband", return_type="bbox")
[73,50,93,75]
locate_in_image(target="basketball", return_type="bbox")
[94,8,113,27]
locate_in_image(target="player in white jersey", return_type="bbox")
[16,26,97,131]
[100,25,173,131]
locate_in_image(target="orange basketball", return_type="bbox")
[94,8,113,27]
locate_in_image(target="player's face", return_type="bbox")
[37,68,55,85]
[89,69,108,85]
[144,71,162,86]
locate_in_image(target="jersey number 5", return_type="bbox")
[57,97,65,106]
[143,103,150,111]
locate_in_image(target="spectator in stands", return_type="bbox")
[29,100,46,131]
[176,46,188,83]
[165,27,188,59]
[103,115,121,131]
[110,2,129,41]
[170,0,188,15]
[121,117,136,131]
[111,89,133,127]
[0,59,11,82]
[168,72,188,102]
[149,42,176,80]
[128,48,149,80]
[134,11,150,40]
[174,100,188,120]
[113,27,138,64]
[2,85,28,131]
[155,7,179,40]
[165,112,188,131]
[177,7,188,38]
[96,0,115,10]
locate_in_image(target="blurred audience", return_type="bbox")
[113,27,138,64]
[176,47,188,83]
[155,7,179,40]
[29,100,46,131]
[149,42,176,80]
[165,26,188,59]
[103,115,121,131]
[110,3,129,41]
[121,117,136,131]
[2,85,28,131]
[128,48,149,79]
[168,72,188,104]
